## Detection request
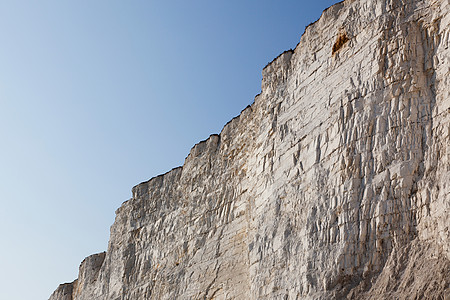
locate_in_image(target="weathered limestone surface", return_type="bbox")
[50,0,450,299]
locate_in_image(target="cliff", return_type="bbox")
[50,0,450,299]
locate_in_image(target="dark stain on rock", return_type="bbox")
[332,32,349,54]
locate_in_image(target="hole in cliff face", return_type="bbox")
[332,32,349,54]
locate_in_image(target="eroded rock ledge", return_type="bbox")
[50,0,450,299]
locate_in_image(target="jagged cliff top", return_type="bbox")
[131,0,351,195]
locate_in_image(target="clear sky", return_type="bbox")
[0,1,340,299]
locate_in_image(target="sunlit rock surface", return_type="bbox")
[50,0,450,298]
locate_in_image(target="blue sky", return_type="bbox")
[0,1,340,299]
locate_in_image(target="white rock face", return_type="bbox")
[50,0,450,299]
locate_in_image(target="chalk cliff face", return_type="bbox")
[50,0,450,299]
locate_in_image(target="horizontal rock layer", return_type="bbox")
[50,0,450,299]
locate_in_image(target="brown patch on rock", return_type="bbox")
[332,32,349,54]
